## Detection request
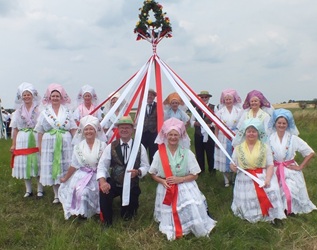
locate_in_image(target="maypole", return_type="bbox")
[96,0,264,233]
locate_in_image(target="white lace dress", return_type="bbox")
[11,105,40,179]
[149,147,216,240]
[35,105,77,186]
[231,143,286,223]
[59,139,106,219]
[214,106,241,172]
[269,131,316,214]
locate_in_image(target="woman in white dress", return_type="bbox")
[59,115,106,219]
[149,117,216,240]
[163,92,189,125]
[73,85,103,126]
[214,88,242,187]
[35,83,77,204]
[230,118,286,223]
[268,109,316,215]
[237,90,273,132]
[10,82,43,198]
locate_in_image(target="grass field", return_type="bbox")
[0,109,317,250]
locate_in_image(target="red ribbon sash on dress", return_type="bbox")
[11,147,39,168]
[155,59,182,239]
[158,144,182,238]
[246,168,273,216]
[274,159,295,215]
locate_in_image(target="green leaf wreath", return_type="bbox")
[134,0,172,41]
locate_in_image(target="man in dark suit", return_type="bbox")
[141,89,158,164]
[97,116,150,226]
[190,91,215,173]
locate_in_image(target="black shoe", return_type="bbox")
[271,219,284,227]
[77,215,87,220]
[102,222,112,230]
[123,214,133,221]
[209,169,216,175]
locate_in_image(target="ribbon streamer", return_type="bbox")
[274,159,295,214]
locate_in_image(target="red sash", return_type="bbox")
[155,59,182,238]
[159,144,182,238]
[246,168,273,216]
[11,147,39,168]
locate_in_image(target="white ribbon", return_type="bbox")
[121,57,153,206]
[156,56,264,187]
[100,59,151,128]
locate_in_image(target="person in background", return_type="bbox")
[214,89,242,186]
[163,92,189,125]
[35,83,77,204]
[59,115,106,219]
[190,90,215,173]
[1,106,11,137]
[73,85,103,126]
[97,115,150,226]
[102,92,123,143]
[237,90,273,132]
[10,82,42,198]
[268,109,316,215]
[141,89,158,164]
[149,117,216,240]
[230,118,286,223]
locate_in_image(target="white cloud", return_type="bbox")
[0,0,317,109]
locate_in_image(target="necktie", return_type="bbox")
[148,104,152,115]
[122,143,129,164]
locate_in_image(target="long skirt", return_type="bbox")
[231,169,286,223]
[154,181,216,240]
[12,130,40,179]
[59,169,99,219]
[214,131,232,173]
[275,167,316,214]
[39,131,72,186]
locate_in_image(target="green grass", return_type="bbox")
[1,110,317,250]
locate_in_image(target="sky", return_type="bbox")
[0,0,317,109]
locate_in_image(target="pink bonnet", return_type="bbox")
[42,83,71,105]
[220,88,241,105]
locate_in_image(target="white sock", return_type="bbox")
[25,179,32,193]
[223,174,229,184]
[37,177,43,193]
[53,185,59,199]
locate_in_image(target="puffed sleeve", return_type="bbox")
[293,136,314,157]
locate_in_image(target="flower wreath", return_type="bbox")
[134,0,172,41]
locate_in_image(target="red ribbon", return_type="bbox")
[11,147,39,168]
[155,59,182,239]
[157,55,234,141]
[246,168,273,216]
[274,160,295,214]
